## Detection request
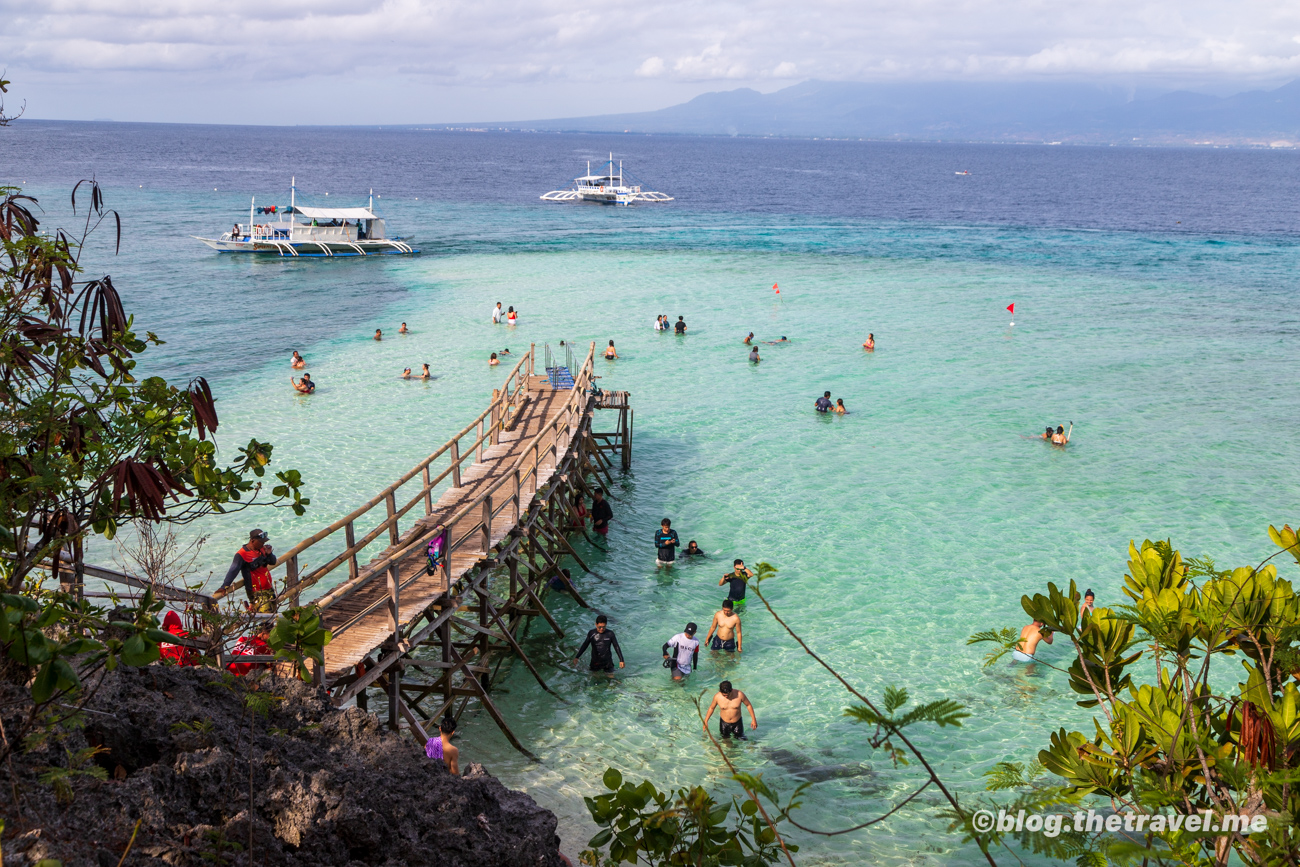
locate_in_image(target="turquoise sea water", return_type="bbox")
[5,125,1300,864]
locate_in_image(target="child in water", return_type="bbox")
[489,353,499,366]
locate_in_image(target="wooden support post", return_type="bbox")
[422,465,433,515]
[450,440,462,488]
[445,643,539,761]
[287,554,300,607]
[385,491,399,546]
[387,564,401,645]
[482,495,493,550]
[528,343,535,377]
[478,584,490,691]
[625,407,633,470]
[490,389,500,446]
[387,665,401,731]
[516,559,566,636]
[476,419,484,462]
[512,468,521,525]
[345,520,359,580]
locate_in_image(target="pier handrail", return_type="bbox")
[310,342,597,638]
[212,346,536,604]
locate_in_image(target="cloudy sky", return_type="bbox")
[2,0,1298,124]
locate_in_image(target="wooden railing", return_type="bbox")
[213,344,537,606]
[315,341,597,642]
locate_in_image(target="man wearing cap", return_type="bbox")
[220,529,277,610]
[662,622,700,681]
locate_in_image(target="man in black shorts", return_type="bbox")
[573,614,624,673]
[702,680,758,740]
[675,316,687,334]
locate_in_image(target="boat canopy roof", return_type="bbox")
[291,206,378,220]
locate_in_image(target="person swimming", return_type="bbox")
[489,352,499,366]
[374,329,382,341]
[1051,424,1071,446]
[834,398,848,414]
[500,348,512,355]
[401,367,412,379]
[684,540,705,557]
[399,322,408,334]
[1042,426,1054,441]
[763,336,788,344]
[744,332,754,345]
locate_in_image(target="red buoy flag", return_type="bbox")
[1006,303,1014,314]
[774,283,780,294]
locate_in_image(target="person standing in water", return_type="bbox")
[1051,424,1071,446]
[421,364,431,380]
[590,488,613,537]
[703,680,758,740]
[507,306,518,325]
[654,518,680,568]
[705,599,742,652]
[425,716,460,775]
[489,352,499,366]
[291,372,315,394]
[675,316,687,334]
[374,329,382,341]
[662,623,700,681]
[815,391,833,413]
[492,302,503,324]
[573,614,625,673]
[604,340,619,359]
[749,346,760,363]
[1080,589,1095,616]
[1013,619,1053,662]
[290,350,306,369]
[834,398,848,414]
[399,322,409,334]
[401,368,412,379]
[863,333,875,351]
[719,560,753,605]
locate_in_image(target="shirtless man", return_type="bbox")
[705,599,742,652]
[702,680,758,740]
[291,372,315,394]
[1013,620,1053,662]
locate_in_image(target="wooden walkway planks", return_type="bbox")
[320,387,566,680]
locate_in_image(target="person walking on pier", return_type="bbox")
[426,716,460,775]
[702,680,758,740]
[220,530,277,610]
[591,488,613,537]
[574,614,625,673]
[663,623,700,681]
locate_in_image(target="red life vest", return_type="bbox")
[227,635,272,676]
[159,610,198,667]
[238,546,273,594]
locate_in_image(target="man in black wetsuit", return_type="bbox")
[573,615,625,673]
[591,487,613,537]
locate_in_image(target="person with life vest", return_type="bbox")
[227,623,273,676]
[159,610,199,666]
[220,529,278,611]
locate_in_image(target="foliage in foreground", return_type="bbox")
[970,525,1300,866]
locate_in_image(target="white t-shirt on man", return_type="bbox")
[492,305,503,323]
[667,633,699,674]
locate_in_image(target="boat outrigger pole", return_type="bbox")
[248,197,255,241]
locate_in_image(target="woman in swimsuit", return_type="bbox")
[421,364,431,379]
[863,333,875,351]
[604,340,618,359]
[291,350,306,369]
[834,398,848,414]
[506,306,517,325]
[489,353,499,366]
[570,493,587,530]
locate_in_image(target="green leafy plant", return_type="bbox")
[267,605,333,681]
[969,527,1300,866]
[38,745,109,804]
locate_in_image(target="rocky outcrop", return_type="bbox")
[4,665,562,867]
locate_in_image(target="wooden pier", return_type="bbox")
[213,341,631,754]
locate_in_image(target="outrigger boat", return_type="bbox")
[541,154,673,206]
[194,178,417,256]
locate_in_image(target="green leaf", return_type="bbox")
[120,632,160,667]
[603,767,623,791]
[589,829,613,848]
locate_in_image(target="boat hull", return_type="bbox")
[194,237,418,256]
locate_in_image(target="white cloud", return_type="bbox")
[1,0,1299,120]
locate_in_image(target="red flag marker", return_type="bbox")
[773,283,780,294]
[1006,303,1014,314]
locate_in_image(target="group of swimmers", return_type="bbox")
[289,350,316,393]
[491,302,519,325]
[488,348,512,366]
[653,315,687,333]
[1042,423,1072,445]
[1014,588,1094,663]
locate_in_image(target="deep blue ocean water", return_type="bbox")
[3,123,1299,865]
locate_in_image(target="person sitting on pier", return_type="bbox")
[574,614,625,673]
[705,600,742,653]
[655,518,680,568]
[674,316,687,334]
[663,623,700,681]
[684,540,705,557]
[703,680,758,740]
[591,488,613,537]
[425,716,460,775]
[489,352,499,366]
[604,340,619,359]
[227,623,272,676]
[291,372,315,394]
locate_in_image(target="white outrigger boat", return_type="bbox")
[540,155,673,206]
[195,179,417,256]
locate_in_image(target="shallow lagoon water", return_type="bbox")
[4,125,1300,864]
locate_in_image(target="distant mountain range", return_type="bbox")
[481,79,1300,145]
